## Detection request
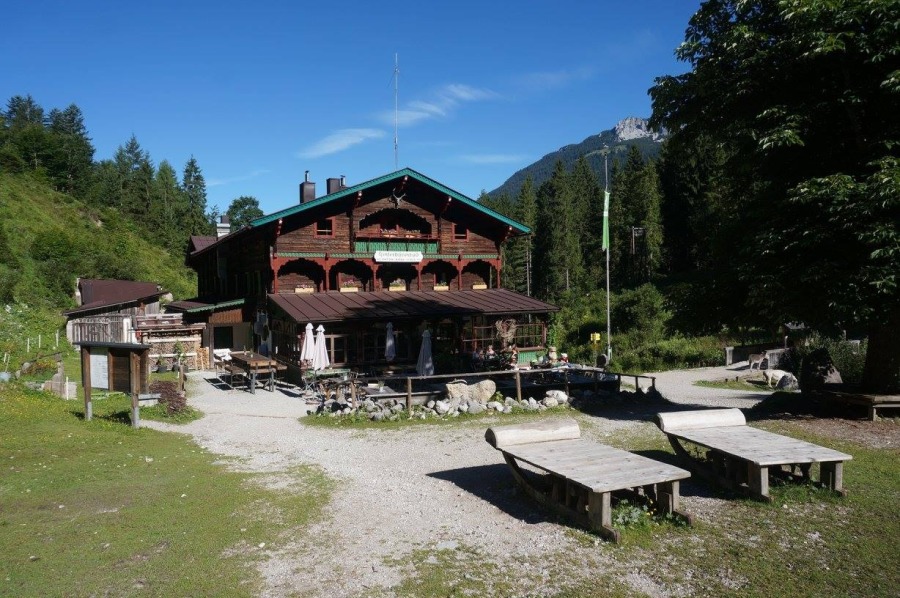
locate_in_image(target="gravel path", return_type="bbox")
[143,366,766,597]
[647,362,771,409]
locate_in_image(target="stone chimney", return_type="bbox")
[216,215,231,238]
[300,170,316,203]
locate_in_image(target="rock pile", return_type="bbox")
[314,379,590,421]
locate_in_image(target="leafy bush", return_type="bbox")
[612,284,670,344]
[785,333,867,386]
[614,334,723,372]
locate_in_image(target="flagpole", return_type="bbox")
[603,146,612,364]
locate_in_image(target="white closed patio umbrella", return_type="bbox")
[416,329,433,376]
[299,322,315,364]
[312,324,330,371]
[385,322,396,362]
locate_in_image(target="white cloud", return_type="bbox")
[298,128,385,158]
[378,83,498,127]
[207,168,270,187]
[515,66,595,91]
[458,154,527,165]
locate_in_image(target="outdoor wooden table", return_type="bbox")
[229,351,278,394]
[486,418,693,543]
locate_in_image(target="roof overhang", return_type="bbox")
[268,289,558,325]
[165,297,246,314]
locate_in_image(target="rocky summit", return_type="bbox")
[614,116,665,142]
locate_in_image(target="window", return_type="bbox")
[316,219,334,236]
[453,223,468,240]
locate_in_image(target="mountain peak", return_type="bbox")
[614,117,664,142]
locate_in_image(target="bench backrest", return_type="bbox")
[656,408,746,433]
[485,417,581,449]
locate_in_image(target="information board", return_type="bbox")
[89,347,109,390]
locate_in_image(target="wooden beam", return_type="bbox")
[80,346,92,421]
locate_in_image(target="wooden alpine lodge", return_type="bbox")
[169,168,558,374]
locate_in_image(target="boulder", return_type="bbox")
[469,380,497,404]
[486,401,504,412]
[542,397,560,408]
[776,373,800,391]
[468,402,485,415]
[546,390,568,403]
[434,400,451,415]
[445,381,469,403]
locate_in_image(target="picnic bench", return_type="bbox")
[820,389,900,421]
[228,351,277,393]
[656,408,852,502]
[485,418,692,543]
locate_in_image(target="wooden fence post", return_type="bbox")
[515,369,522,403]
[406,377,413,412]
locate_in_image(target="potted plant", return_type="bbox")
[173,341,185,371]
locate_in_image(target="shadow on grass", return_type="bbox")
[746,390,870,423]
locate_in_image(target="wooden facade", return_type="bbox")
[179,169,557,372]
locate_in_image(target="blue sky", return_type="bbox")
[2,0,699,215]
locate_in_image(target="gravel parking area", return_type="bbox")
[143,367,770,597]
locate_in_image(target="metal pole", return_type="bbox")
[604,148,612,363]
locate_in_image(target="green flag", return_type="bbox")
[602,190,610,251]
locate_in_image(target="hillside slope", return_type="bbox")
[489,117,664,198]
[0,173,196,308]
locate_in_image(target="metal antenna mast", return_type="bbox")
[393,53,399,170]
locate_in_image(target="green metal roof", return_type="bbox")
[166,297,246,313]
[250,167,530,234]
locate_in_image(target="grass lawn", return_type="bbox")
[0,384,331,596]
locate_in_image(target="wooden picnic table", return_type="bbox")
[486,418,692,543]
[229,351,278,394]
[657,409,852,501]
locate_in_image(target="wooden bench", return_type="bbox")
[822,390,900,421]
[485,418,692,543]
[656,408,852,502]
[222,364,247,389]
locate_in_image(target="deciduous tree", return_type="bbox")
[651,0,900,392]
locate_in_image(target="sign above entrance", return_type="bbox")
[374,250,423,263]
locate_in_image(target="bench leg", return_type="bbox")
[820,462,846,496]
[657,481,679,514]
[748,463,771,502]
[658,480,694,525]
[587,491,619,543]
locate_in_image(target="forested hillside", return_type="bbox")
[0,94,205,309]
[0,173,196,307]
[489,123,663,199]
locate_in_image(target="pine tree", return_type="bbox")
[610,146,663,288]
[47,104,94,195]
[114,135,154,217]
[514,176,537,295]
[570,156,603,291]
[4,95,44,130]
[182,156,212,237]
[150,160,188,254]
[532,161,583,300]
